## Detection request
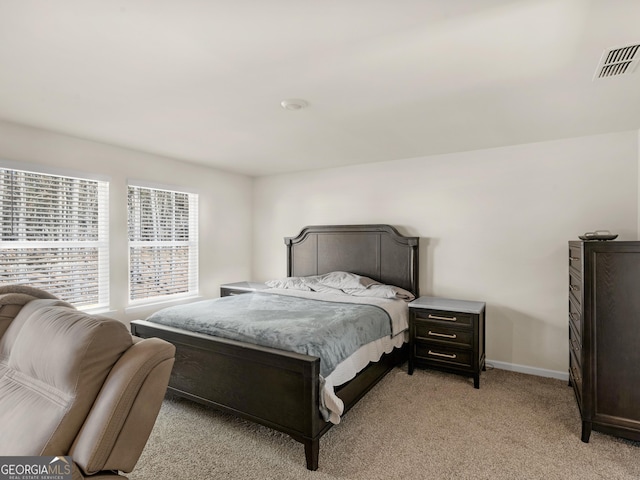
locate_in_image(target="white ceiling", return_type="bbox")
[0,0,639,177]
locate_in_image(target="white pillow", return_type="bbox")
[266,271,414,301]
[312,271,379,290]
[345,284,415,301]
[265,277,312,291]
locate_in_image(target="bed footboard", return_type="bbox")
[131,319,325,469]
[131,319,406,470]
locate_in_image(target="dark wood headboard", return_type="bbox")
[285,224,419,297]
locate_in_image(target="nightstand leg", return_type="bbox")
[408,358,414,375]
[474,374,480,389]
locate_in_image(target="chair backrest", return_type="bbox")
[0,285,60,341]
[0,300,133,455]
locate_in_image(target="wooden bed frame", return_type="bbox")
[130,224,419,470]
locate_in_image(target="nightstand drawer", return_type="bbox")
[414,321,473,348]
[414,343,473,368]
[413,309,473,327]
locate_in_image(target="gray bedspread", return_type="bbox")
[146,292,393,377]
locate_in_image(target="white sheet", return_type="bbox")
[263,287,409,424]
[322,331,407,424]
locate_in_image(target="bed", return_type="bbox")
[130,224,419,470]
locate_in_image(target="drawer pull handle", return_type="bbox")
[569,285,579,291]
[572,367,581,383]
[428,314,457,322]
[428,350,457,359]
[569,257,580,261]
[428,331,457,339]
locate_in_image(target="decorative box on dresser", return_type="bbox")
[568,240,640,443]
[408,296,486,388]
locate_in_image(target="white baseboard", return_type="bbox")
[487,359,569,381]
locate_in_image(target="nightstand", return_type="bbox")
[408,296,486,388]
[220,281,268,297]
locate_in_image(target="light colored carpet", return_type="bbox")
[130,366,640,480]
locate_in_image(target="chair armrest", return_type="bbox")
[70,337,175,475]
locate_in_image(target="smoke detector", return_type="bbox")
[280,99,309,111]
[594,44,640,79]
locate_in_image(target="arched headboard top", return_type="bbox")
[285,224,419,297]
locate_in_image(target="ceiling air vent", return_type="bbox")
[594,44,640,79]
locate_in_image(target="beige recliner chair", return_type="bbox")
[0,286,175,479]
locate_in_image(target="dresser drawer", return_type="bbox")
[569,271,582,304]
[568,296,581,337]
[412,309,473,327]
[569,323,581,368]
[414,320,473,348]
[414,343,472,368]
[570,349,583,405]
[569,244,582,272]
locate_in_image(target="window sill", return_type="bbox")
[79,306,118,317]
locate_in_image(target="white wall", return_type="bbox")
[2,119,637,376]
[0,120,253,323]
[253,131,639,376]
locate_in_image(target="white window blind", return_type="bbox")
[128,184,198,303]
[0,167,109,309]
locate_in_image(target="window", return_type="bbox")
[0,167,109,309]
[128,184,198,303]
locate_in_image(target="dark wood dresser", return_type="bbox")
[568,240,640,442]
